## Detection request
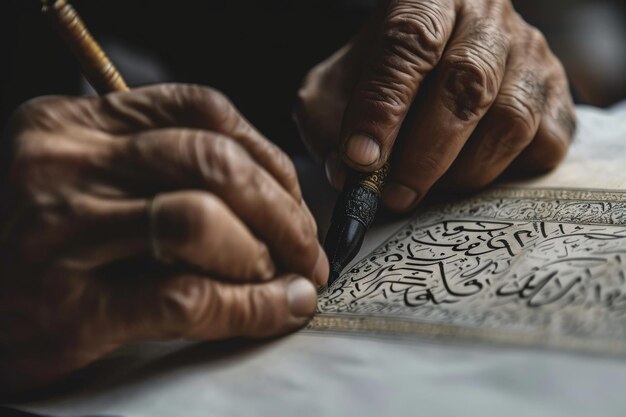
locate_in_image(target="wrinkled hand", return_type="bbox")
[0,84,328,394]
[295,0,576,211]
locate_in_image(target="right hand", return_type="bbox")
[0,84,328,394]
[295,0,575,211]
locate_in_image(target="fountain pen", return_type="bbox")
[323,164,389,286]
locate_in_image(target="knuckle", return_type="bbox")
[354,77,411,127]
[383,3,448,70]
[214,139,255,190]
[8,97,63,132]
[173,84,239,131]
[442,29,508,121]
[527,26,549,49]
[195,87,238,131]
[188,131,253,189]
[441,58,496,121]
[518,26,552,60]
[228,286,280,335]
[224,289,258,334]
[159,277,216,334]
[15,194,93,260]
[168,83,228,108]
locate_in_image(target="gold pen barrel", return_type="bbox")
[41,0,129,94]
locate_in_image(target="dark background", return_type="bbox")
[1,0,625,155]
[0,0,374,155]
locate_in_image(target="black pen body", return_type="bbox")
[324,166,388,286]
[325,214,367,285]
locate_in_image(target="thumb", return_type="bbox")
[340,0,455,170]
[121,274,318,341]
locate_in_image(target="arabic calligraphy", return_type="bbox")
[315,192,626,346]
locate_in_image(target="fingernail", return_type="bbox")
[311,246,329,288]
[324,152,347,190]
[382,182,418,211]
[345,134,380,167]
[287,277,318,318]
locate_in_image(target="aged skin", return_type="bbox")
[295,0,576,211]
[0,84,327,394]
[1,0,577,395]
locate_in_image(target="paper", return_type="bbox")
[311,188,626,353]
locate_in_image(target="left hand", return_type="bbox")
[0,84,326,394]
[295,0,576,211]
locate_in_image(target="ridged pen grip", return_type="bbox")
[42,0,129,94]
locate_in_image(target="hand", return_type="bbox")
[0,84,328,394]
[295,0,576,211]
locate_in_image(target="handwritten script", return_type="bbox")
[313,190,626,351]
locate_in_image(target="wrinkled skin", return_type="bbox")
[295,0,576,211]
[0,84,328,394]
[1,0,578,396]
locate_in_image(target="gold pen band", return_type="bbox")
[359,164,389,195]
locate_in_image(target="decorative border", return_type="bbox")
[305,314,626,355]
[481,187,626,202]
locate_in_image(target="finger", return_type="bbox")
[510,64,576,176]
[383,14,511,211]
[340,0,456,170]
[118,273,318,340]
[18,191,271,283]
[441,33,552,189]
[47,84,302,200]
[13,195,148,267]
[149,191,275,281]
[119,128,328,286]
[293,5,383,161]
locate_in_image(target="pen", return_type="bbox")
[41,0,128,95]
[324,164,389,286]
